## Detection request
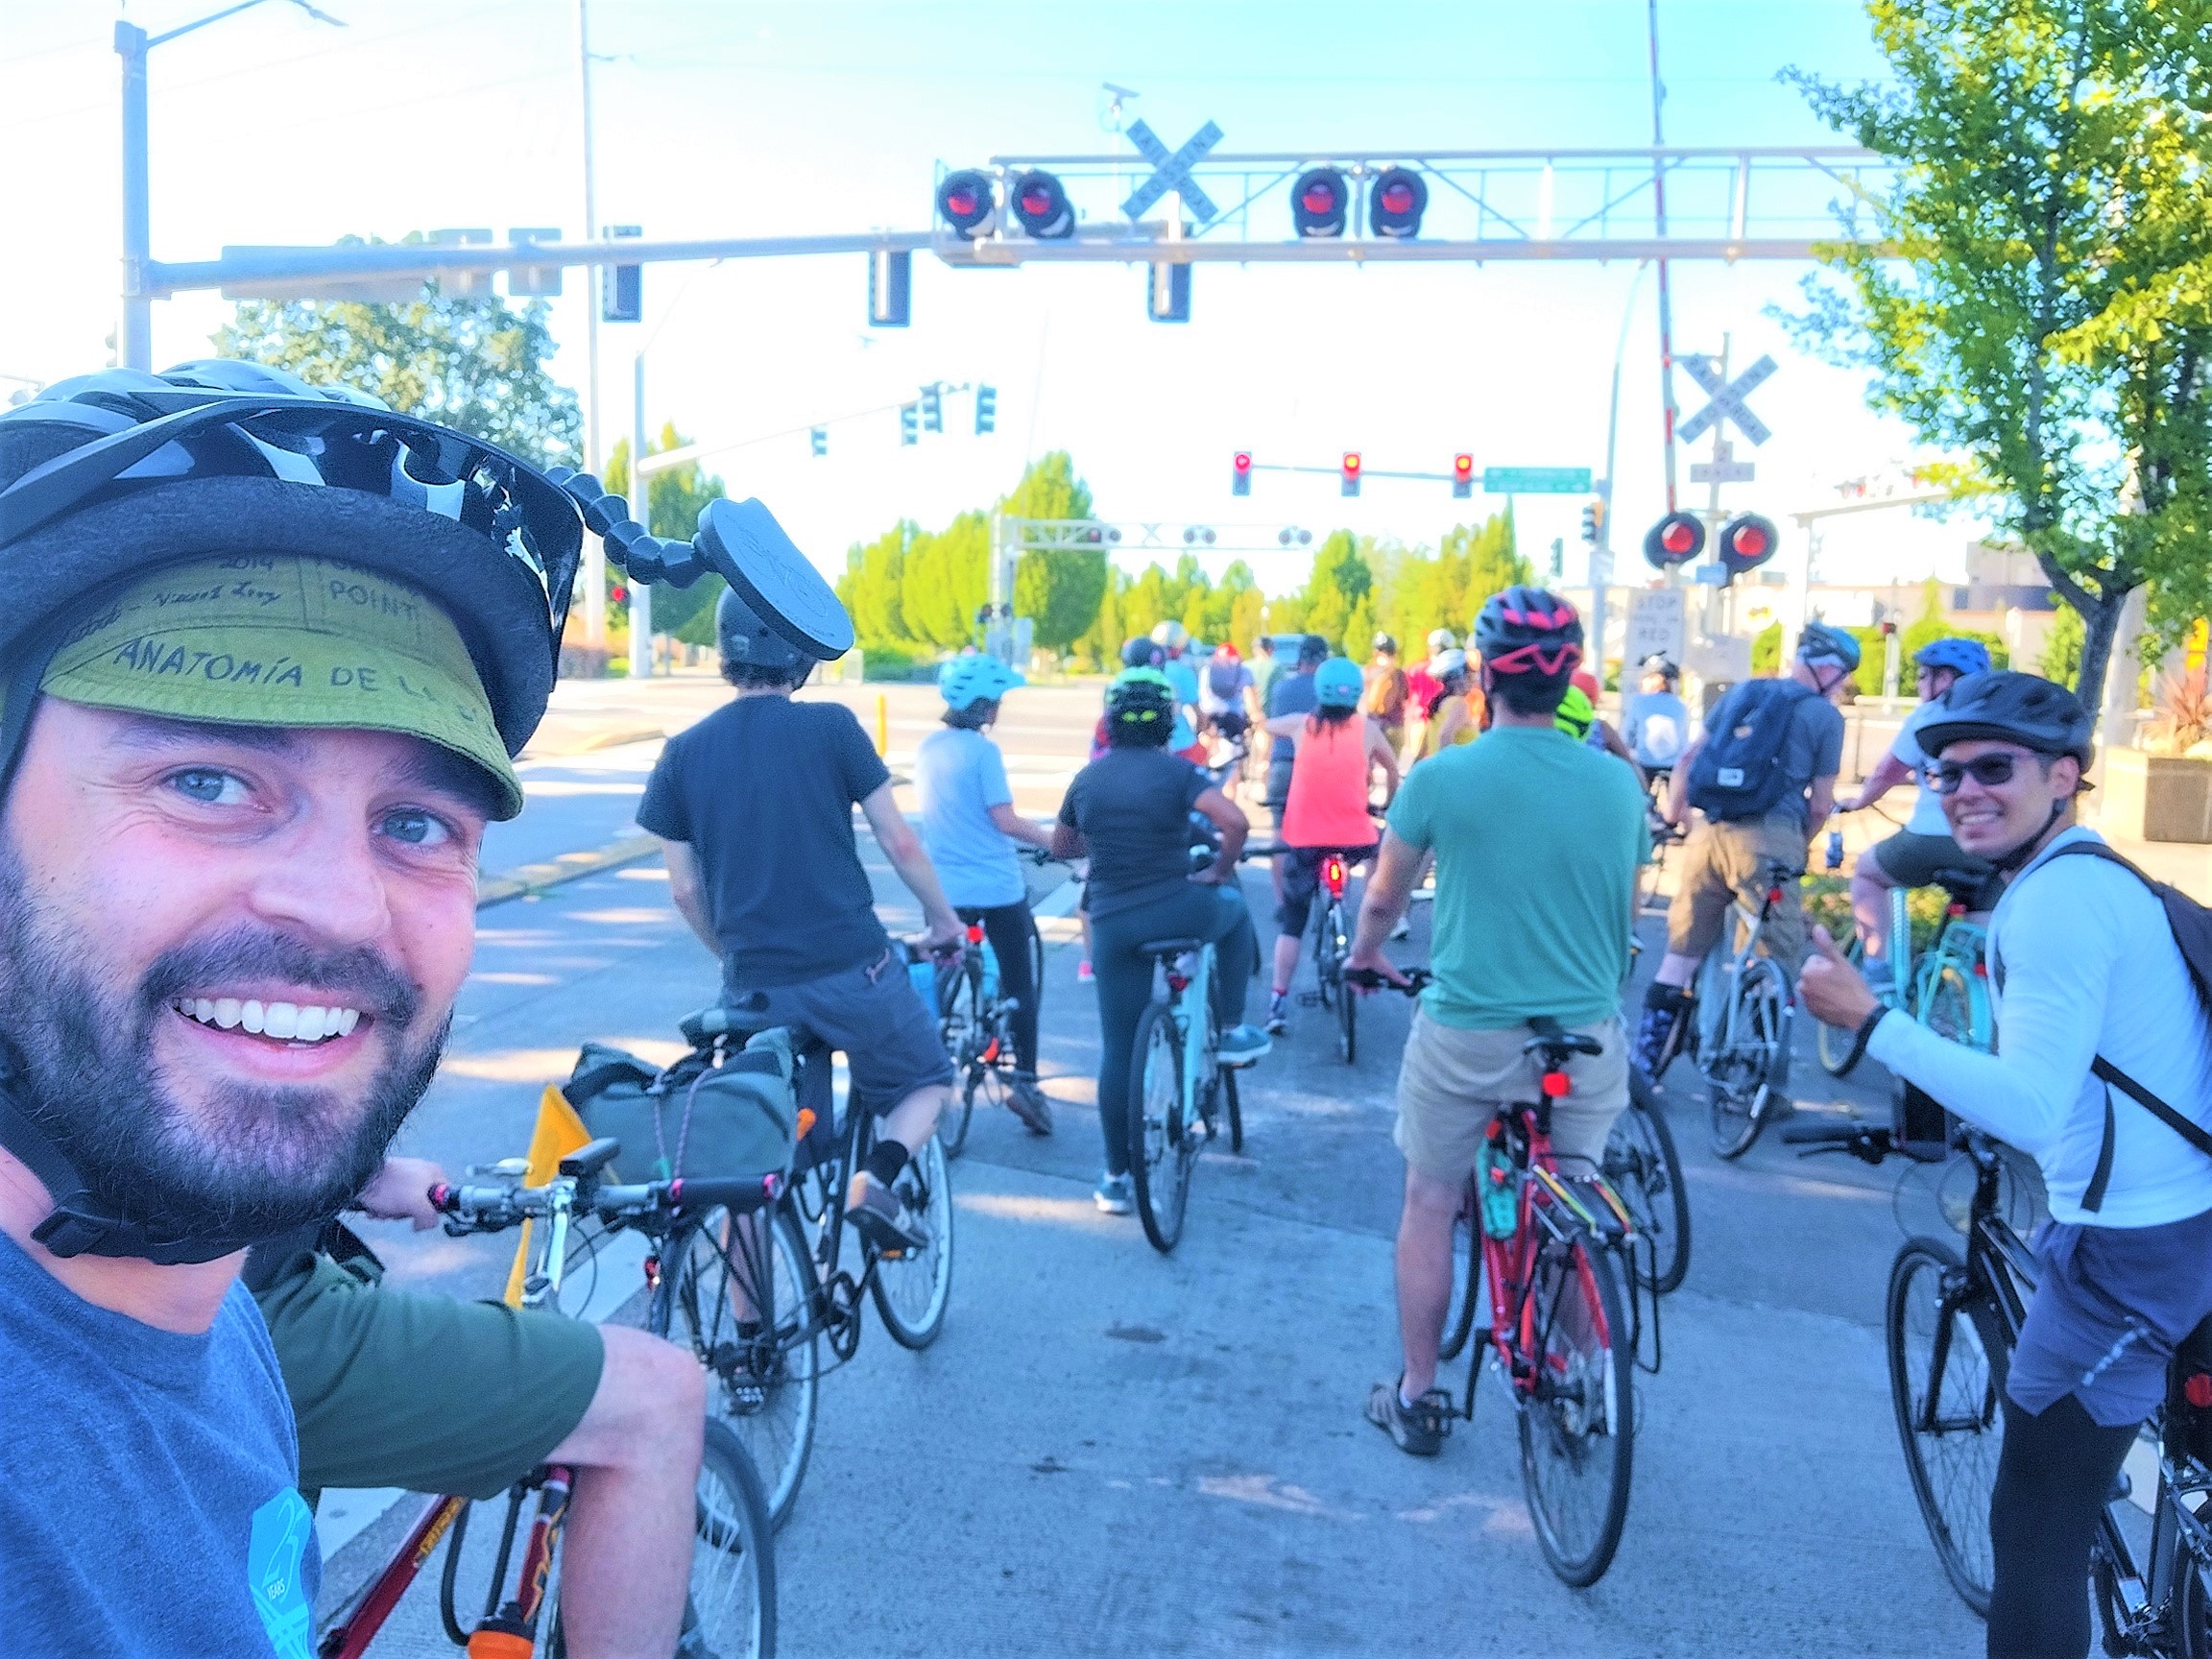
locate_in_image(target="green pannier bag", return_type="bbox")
[561,1026,799,1185]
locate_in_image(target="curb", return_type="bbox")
[517,724,663,762]
[476,833,661,909]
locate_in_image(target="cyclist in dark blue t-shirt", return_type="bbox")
[639,588,964,1252]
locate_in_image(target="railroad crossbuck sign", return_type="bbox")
[1677,354,1777,447]
[1121,119,1225,222]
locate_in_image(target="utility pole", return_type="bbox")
[576,0,607,650]
[1647,0,1683,517]
[629,352,653,679]
[117,23,153,372]
[1593,260,1650,686]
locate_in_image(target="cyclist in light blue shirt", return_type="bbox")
[915,655,1057,1133]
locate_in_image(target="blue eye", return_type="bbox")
[379,809,452,848]
[171,769,249,805]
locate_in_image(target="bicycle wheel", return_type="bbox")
[870,1133,954,1348]
[1517,1229,1636,1587]
[1887,1236,2008,1617]
[1437,1183,1483,1362]
[654,1205,820,1531]
[688,1418,778,1659]
[1336,946,1358,1064]
[1815,933,1870,1076]
[1311,904,1338,1011]
[1127,1000,1191,1254]
[935,970,977,1159]
[1223,1066,1243,1155]
[1604,1070,1692,1294]
[1707,957,1788,1161]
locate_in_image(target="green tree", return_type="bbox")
[2040,602,2086,686]
[604,421,729,642]
[837,523,911,650]
[213,276,581,467]
[1782,0,2212,716]
[1297,531,1372,654]
[1003,451,1107,653]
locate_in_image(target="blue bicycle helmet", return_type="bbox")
[938,653,1024,709]
[1796,620,1863,671]
[1912,637,1991,680]
[1313,656,1366,709]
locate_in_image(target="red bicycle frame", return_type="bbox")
[319,1495,469,1659]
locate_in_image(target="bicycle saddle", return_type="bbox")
[679,1003,775,1047]
[1932,866,2003,912]
[1139,936,1204,959]
[1525,1015,1604,1058]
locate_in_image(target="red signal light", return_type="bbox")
[1731,522,1770,559]
[1342,451,1361,475]
[610,583,629,605]
[1020,186,1049,215]
[948,188,977,217]
[1302,183,1335,213]
[1453,454,1474,480]
[1234,451,1252,474]
[1381,180,1415,214]
[1662,521,1696,555]
[2187,1372,2212,1409]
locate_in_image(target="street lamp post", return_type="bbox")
[1592,258,1652,684]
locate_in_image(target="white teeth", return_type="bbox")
[262,1002,300,1040]
[195,998,216,1023]
[175,997,363,1042]
[215,998,241,1029]
[335,1008,360,1036]
[240,1000,266,1035]
[294,1006,326,1043]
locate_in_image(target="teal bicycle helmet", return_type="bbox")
[1314,656,1366,709]
[938,654,1025,709]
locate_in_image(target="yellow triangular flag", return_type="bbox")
[503,1085,594,1308]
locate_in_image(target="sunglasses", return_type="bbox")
[1926,753,2041,794]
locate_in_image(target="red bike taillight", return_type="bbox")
[1541,1070,1571,1098]
[1766,886,1785,905]
[967,924,985,944]
[1947,902,1965,918]
[2189,1373,2212,1409]
[1323,854,1347,897]
[1166,972,1190,994]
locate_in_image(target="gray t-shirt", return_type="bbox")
[0,1229,317,1656]
[1776,692,1847,831]
[1264,670,1319,808]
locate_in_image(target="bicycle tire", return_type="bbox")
[653,1204,820,1531]
[1517,1229,1636,1587]
[1127,999,1191,1254]
[1707,957,1788,1161]
[1223,1066,1243,1155]
[688,1418,778,1659]
[1887,1235,2007,1618]
[1606,1070,1692,1295]
[870,1133,954,1348]
[1336,947,1358,1063]
[1438,1183,1482,1362]
[935,968,977,1159]
[1815,934,1870,1077]
[1312,902,1338,1012]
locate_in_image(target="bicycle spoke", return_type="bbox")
[1516,1235,1635,1586]
[1888,1239,2004,1614]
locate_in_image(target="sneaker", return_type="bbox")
[1366,1379,1452,1456]
[1076,960,1095,982]
[1094,1173,1134,1214]
[846,1172,930,1255]
[1007,1072,1054,1136]
[1388,914,1412,942]
[1217,1024,1272,1067]
[1265,992,1290,1036]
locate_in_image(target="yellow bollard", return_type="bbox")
[876,691,889,757]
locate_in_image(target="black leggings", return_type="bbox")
[1986,1390,2136,1659]
[956,902,1041,1075]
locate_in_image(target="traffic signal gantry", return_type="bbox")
[1232,452,1593,501]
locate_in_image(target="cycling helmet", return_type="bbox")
[1554,685,1597,739]
[1427,628,1457,654]
[1296,634,1330,666]
[1796,620,1863,670]
[1916,670,2094,766]
[1105,665,1176,724]
[1572,669,1600,700]
[1120,636,1165,670]
[1912,637,1992,680]
[1430,648,1469,684]
[1314,657,1365,709]
[1373,632,1398,655]
[938,653,1024,709]
[1216,641,1241,663]
[1640,654,1680,683]
[1149,619,1189,653]
[1473,586,1583,678]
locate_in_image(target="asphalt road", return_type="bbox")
[316,677,1987,1656]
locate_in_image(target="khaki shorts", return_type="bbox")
[253,1248,604,1503]
[1664,812,1812,970]
[1393,1006,1629,1180]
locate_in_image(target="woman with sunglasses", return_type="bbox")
[1800,669,2212,1659]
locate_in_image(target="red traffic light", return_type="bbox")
[1643,511,1706,570]
[1452,453,1474,480]
[1370,166,1429,238]
[1235,451,1253,474]
[1292,167,1349,237]
[1718,512,1781,582]
[936,169,997,239]
[1232,450,1253,496]
[1340,450,1362,497]
[1009,169,1072,239]
[1342,451,1362,475]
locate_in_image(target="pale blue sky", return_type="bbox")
[0,0,1983,590]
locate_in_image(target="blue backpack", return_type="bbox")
[1686,680,1815,821]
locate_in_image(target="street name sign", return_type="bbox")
[1484,466,1592,494]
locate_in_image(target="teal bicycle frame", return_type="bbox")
[1884,882,1995,1049]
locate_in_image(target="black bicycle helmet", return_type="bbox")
[1796,620,1863,671]
[1473,586,1584,678]
[1120,636,1165,670]
[1916,670,2094,766]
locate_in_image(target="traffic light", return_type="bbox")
[1718,513,1780,582]
[1340,451,1362,497]
[602,225,641,322]
[974,384,997,435]
[935,169,997,239]
[921,383,943,433]
[868,248,910,327]
[1643,511,1705,570]
[900,403,919,446]
[1452,453,1474,499]
[1579,498,1606,545]
[1182,526,1216,545]
[1369,168,1428,238]
[1232,450,1253,495]
[1292,167,1349,238]
[1009,170,1073,239]
[1277,526,1313,546]
[1147,261,1190,323]
[809,427,827,459]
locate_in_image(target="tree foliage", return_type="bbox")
[603,422,729,642]
[1780,0,2212,716]
[213,277,582,468]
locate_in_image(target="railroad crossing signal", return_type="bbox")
[1120,118,1224,222]
[921,384,943,433]
[1644,511,1705,569]
[1340,451,1362,497]
[1718,513,1780,582]
[1451,453,1474,499]
[974,385,997,435]
[1232,451,1253,496]
[1677,353,1777,446]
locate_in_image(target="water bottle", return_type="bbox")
[979,940,1000,1004]
[1825,829,1844,871]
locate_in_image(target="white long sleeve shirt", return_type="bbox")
[1866,827,2212,1227]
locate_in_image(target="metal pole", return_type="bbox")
[1647,0,1682,516]
[576,0,606,650]
[1593,260,1651,687]
[116,22,153,372]
[629,351,653,679]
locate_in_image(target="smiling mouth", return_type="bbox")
[170,998,366,1044]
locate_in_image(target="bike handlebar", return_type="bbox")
[431,1168,782,1235]
[1344,966,1433,995]
[1780,1119,1896,1166]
